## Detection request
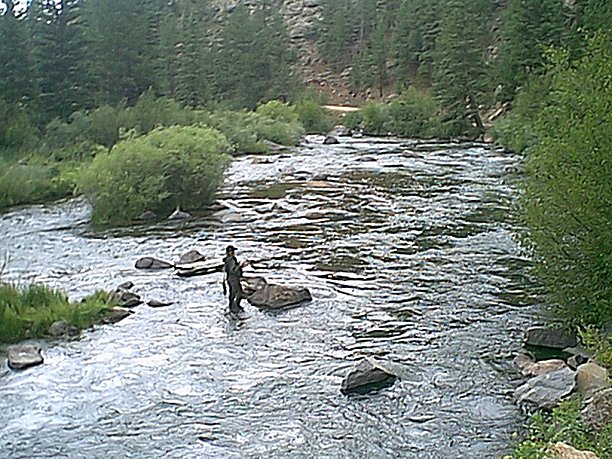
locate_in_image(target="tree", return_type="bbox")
[0,1,32,107]
[432,0,489,136]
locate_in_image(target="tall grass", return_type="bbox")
[0,282,116,344]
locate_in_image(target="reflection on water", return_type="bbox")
[0,136,541,458]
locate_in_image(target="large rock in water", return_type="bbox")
[48,320,80,337]
[524,326,578,349]
[135,257,174,270]
[515,366,576,410]
[243,277,311,310]
[7,345,44,370]
[176,249,206,265]
[341,358,398,395]
[104,307,134,324]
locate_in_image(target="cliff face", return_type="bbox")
[210,0,356,104]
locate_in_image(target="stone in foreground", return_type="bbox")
[582,388,612,432]
[575,362,610,398]
[341,358,398,395]
[104,307,134,324]
[550,442,599,459]
[243,277,311,310]
[513,354,567,377]
[515,366,576,410]
[524,326,577,350]
[135,257,174,270]
[48,320,80,337]
[7,345,44,370]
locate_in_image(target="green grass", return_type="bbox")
[513,398,611,458]
[0,282,117,343]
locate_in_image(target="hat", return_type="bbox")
[226,245,237,253]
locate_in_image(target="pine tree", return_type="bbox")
[0,2,32,107]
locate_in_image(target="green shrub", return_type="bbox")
[256,100,299,124]
[0,282,116,343]
[522,33,611,326]
[87,104,124,148]
[122,90,195,136]
[293,98,334,134]
[513,398,610,458]
[79,125,231,225]
[0,98,40,154]
[386,88,442,138]
[0,159,75,209]
[360,102,389,135]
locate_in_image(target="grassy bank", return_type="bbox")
[0,282,117,344]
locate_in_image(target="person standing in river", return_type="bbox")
[223,245,248,315]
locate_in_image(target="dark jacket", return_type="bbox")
[223,255,242,284]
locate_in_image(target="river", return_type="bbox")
[0,136,540,458]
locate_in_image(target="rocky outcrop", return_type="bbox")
[135,257,174,270]
[242,276,311,310]
[341,357,398,395]
[575,362,610,398]
[524,326,578,350]
[515,366,576,410]
[7,345,44,370]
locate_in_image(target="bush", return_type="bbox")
[0,98,39,154]
[359,102,389,135]
[386,88,443,138]
[79,125,231,225]
[256,100,299,124]
[122,90,195,136]
[0,282,116,343]
[293,98,335,134]
[0,159,75,209]
[521,33,611,325]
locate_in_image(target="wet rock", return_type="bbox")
[177,250,206,265]
[524,326,577,350]
[104,307,133,324]
[7,345,44,370]
[323,135,339,145]
[514,354,567,377]
[168,208,191,220]
[110,289,142,308]
[48,320,80,337]
[137,210,157,221]
[175,260,223,277]
[341,358,398,395]
[242,276,268,296]
[116,281,134,291]
[515,366,576,410]
[564,345,593,369]
[582,388,612,432]
[575,362,610,397]
[550,442,599,459]
[245,277,312,310]
[328,125,350,137]
[147,299,173,308]
[135,257,174,270]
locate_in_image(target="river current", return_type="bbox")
[0,136,541,458]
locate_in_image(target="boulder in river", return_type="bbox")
[175,260,223,277]
[524,326,578,350]
[7,345,44,370]
[48,320,80,337]
[323,135,340,145]
[514,354,567,377]
[104,307,134,324]
[341,357,398,395]
[515,366,576,410]
[147,299,173,308]
[242,277,311,310]
[135,257,174,270]
[110,289,142,308]
[168,208,191,220]
[137,210,157,221]
[575,362,610,398]
[177,250,206,265]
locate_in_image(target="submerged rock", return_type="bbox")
[515,366,576,410]
[48,320,80,337]
[147,299,173,308]
[7,345,44,370]
[175,260,223,277]
[341,358,398,395]
[243,277,311,310]
[116,281,134,291]
[135,257,174,270]
[524,326,577,350]
[177,249,206,265]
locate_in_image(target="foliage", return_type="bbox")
[386,88,443,138]
[513,398,611,458]
[78,125,231,225]
[256,101,299,125]
[579,325,612,370]
[521,33,611,326]
[0,282,116,344]
[293,99,335,134]
[0,98,39,153]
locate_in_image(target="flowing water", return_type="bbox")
[0,136,542,458]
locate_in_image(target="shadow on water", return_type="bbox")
[0,137,542,458]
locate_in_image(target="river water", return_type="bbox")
[0,136,541,458]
